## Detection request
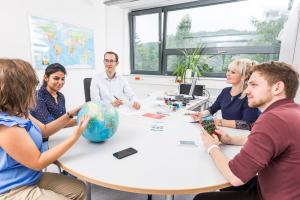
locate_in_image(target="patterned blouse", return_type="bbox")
[30,86,66,124]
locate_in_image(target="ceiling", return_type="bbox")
[103,0,199,10]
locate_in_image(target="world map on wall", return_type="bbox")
[29,16,95,69]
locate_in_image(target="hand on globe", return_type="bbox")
[77,102,119,142]
[73,115,90,140]
[68,106,82,117]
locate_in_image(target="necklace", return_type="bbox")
[230,87,241,101]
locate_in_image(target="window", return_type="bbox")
[129,9,162,74]
[134,13,160,72]
[129,0,291,76]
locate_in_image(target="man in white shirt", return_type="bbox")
[90,51,141,110]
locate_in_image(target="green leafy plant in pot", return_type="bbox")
[173,44,210,83]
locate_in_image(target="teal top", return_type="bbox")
[0,112,43,194]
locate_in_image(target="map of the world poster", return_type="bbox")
[29,16,95,69]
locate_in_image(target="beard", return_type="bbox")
[248,100,265,108]
[248,94,273,109]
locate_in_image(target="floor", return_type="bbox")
[91,185,195,200]
[47,165,196,200]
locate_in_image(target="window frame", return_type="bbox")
[129,0,282,77]
[129,8,163,75]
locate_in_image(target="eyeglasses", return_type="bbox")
[104,59,117,64]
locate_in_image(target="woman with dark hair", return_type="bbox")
[0,58,89,199]
[30,63,70,125]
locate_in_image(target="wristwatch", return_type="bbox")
[67,112,74,119]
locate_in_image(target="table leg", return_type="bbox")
[165,194,174,200]
[86,182,91,200]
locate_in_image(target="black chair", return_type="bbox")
[179,83,205,96]
[83,78,92,102]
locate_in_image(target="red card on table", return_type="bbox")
[143,113,165,119]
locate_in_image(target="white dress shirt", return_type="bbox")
[90,72,138,106]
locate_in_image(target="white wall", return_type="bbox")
[105,6,131,75]
[279,2,300,103]
[294,24,300,103]
[124,75,228,101]
[0,0,106,108]
[293,10,300,103]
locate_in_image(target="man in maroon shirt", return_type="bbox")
[194,61,300,200]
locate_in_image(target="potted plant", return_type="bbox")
[173,45,210,83]
[173,62,186,83]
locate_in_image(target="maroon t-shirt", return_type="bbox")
[229,99,300,200]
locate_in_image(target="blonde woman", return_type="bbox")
[193,59,259,130]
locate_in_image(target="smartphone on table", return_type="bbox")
[179,140,196,145]
[113,147,138,159]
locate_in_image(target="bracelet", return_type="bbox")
[66,112,74,119]
[207,144,220,154]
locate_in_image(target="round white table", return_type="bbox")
[49,98,249,200]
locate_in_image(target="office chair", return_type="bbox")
[179,83,205,96]
[43,161,62,174]
[83,78,92,102]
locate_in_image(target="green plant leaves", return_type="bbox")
[173,44,211,82]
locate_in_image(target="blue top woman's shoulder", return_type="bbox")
[0,113,43,194]
[30,86,66,124]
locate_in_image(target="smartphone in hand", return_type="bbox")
[113,147,138,159]
[201,118,216,134]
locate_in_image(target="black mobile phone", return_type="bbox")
[113,147,138,159]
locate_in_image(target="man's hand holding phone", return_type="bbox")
[214,129,233,145]
[199,126,220,152]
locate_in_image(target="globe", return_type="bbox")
[77,101,119,142]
